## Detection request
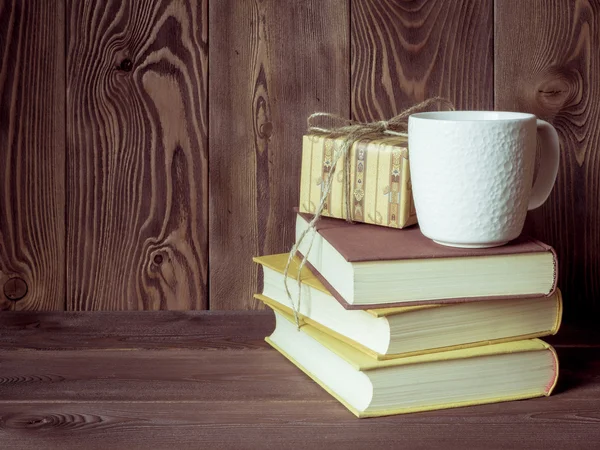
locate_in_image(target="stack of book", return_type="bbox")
[254,213,561,418]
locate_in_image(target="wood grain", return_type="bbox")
[0,311,274,350]
[351,0,493,121]
[1,398,600,450]
[66,0,208,310]
[0,313,599,448]
[0,328,598,449]
[0,339,597,403]
[0,0,65,311]
[495,0,600,321]
[0,348,327,402]
[0,310,596,350]
[208,0,350,310]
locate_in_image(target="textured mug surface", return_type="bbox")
[408,111,559,248]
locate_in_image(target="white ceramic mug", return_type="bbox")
[407,111,560,248]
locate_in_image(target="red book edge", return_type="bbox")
[546,344,560,396]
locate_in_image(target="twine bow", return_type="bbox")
[283,97,455,329]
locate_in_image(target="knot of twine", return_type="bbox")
[283,97,455,329]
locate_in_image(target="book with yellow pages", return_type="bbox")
[266,306,559,418]
[254,254,562,359]
[294,212,558,307]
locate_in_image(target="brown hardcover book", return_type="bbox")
[295,212,558,309]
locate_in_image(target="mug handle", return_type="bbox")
[528,120,560,210]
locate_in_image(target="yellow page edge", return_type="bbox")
[266,336,554,419]
[256,293,560,361]
[269,302,554,371]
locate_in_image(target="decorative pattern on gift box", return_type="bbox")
[320,138,335,215]
[300,134,417,229]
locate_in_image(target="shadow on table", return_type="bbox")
[552,346,600,395]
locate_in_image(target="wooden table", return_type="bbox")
[0,312,599,449]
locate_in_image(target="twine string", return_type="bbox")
[283,97,455,329]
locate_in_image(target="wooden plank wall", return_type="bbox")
[351,0,493,119]
[0,0,598,321]
[0,0,65,311]
[208,0,349,309]
[66,0,208,310]
[495,0,600,320]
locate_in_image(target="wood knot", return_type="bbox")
[153,254,164,265]
[534,66,582,116]
[3,277,28,301]
[2,414,57,430]
[117,59,133,72]
[259,121,273,139]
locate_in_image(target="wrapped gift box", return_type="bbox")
[299,134,417,229]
